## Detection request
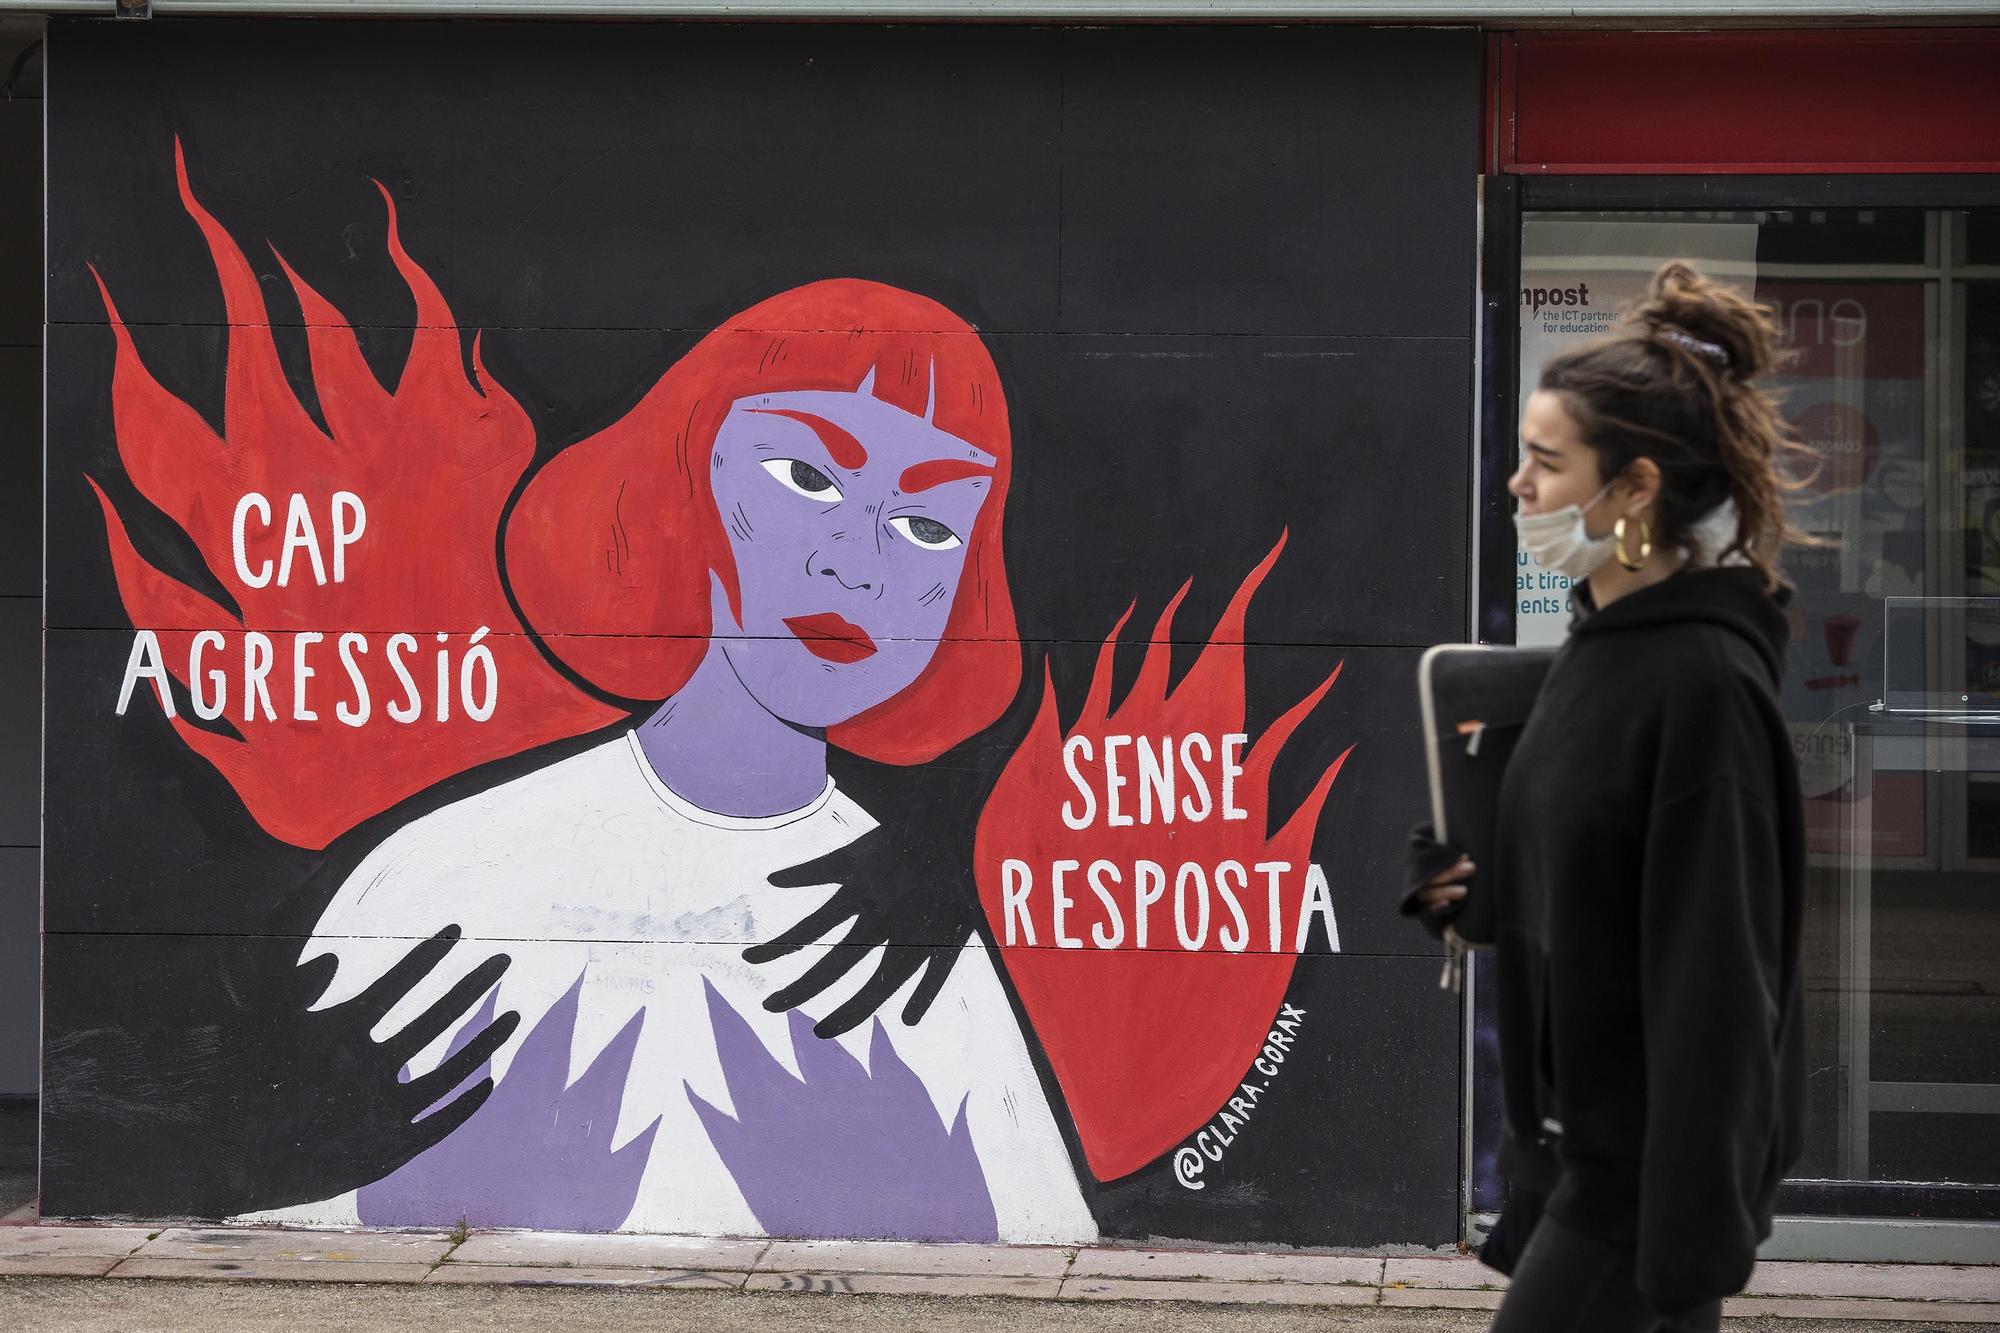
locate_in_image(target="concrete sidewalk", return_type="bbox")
[0,1223,1995,1325]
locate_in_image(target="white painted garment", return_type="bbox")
[248,731,1095,1242]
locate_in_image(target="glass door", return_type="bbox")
[1483,197,2000,1227]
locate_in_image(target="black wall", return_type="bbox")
[42,17,1477,1246]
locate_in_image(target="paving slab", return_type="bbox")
[0,1226,154,1259]
[0,1254,123,1277]
[1060,1276,1377,1305]
[448,1231,768,1272]
[138,1227,452,1264]
[1379,1286,1506,1309]
[744,1270,1064,1298]
[756,1238,1071,1278]
[1724,1294,2000,1323]
[427,1263,748,1289]
[1072,1246,1382,1286]
[1746,1259,2000,1302]
[1383,1256,1509,1291]
[108,1257,436,1283]
[1,1220,1992,1330]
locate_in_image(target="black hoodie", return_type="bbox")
[1485,566,1805,1316]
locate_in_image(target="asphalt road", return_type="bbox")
[2,1279,1990,1333]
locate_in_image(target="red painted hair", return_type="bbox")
[504,278,1018,766]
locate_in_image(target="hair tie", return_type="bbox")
[1659,328,1731,368]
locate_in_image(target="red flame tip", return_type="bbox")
[86,262,121,324]
[469,329,493,400]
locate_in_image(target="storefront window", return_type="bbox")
[1499,207,2000,1208]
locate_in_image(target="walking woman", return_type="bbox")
[1408,261,1807,1332]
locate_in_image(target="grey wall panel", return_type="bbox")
[0,598,35,849]
[0,348,40,601]
[0,847,36,1097]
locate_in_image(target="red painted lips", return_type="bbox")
[783,613,878,664]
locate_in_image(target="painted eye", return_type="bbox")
[761,458,843,502]
[889,515,962,551]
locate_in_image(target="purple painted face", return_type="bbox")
[707,378,996,730]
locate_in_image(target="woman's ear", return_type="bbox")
[1619,455,1665,515]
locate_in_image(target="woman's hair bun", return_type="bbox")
[1629,259,1783,382]
[1541,257,1813,592]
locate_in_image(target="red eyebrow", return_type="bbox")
[748,409,867,471]
[900,458,994,492]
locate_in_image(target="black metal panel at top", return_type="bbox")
[1055,25,1478,339]
[48,19,1480,342]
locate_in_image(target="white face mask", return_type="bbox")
[1515,484,1616,580]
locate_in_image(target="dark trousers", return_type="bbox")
[1489,1213,1724,1333]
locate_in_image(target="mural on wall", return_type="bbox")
[44,18,1477,1248]
[84,143,1357,1239]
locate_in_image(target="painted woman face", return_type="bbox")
[707,379,996,730]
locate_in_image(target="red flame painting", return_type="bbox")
[91,141,621,849]
[974,535,1352,1181]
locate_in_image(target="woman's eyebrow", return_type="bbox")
[1523,440,1563,462]
[747,408,867,470]
[900,458,995,492]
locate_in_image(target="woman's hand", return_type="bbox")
[1401,822,1474,940]
[1414,856,1476,912]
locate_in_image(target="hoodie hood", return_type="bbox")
[1573,566,1792,685]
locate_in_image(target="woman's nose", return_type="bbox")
[1507,461,1534,501]
[809,542,885,598]
[816,562,874,593]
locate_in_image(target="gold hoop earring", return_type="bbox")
[1613,515,1652,571]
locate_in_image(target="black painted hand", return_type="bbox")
[750,828,979,1039]
[223,925,520,1214]
[746,660,1043,1039]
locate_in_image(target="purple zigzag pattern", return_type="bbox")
[358,971,659,1231]
[688,978,999,1242]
